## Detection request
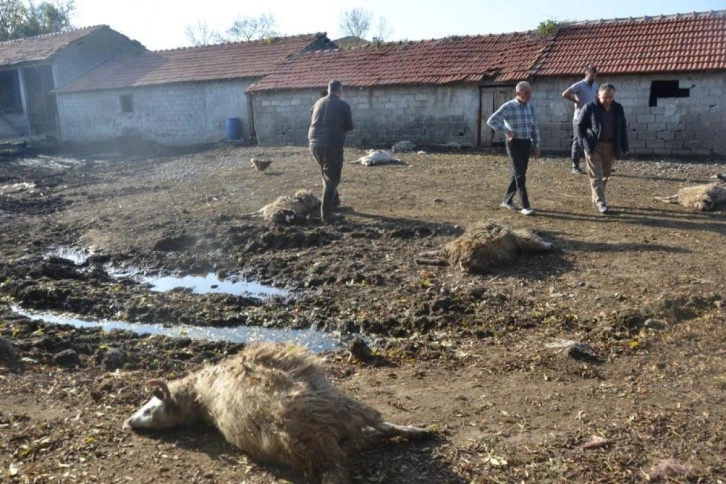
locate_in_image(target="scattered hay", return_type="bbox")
[645,458,692,481]
[416,220,553,274]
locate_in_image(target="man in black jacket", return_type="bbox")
[577,83,628,214]
[308,80,354,223]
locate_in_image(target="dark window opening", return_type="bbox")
[0,70,23,114]
[23,65,58,134]
[120,94,134,113]
[649,80,690,107]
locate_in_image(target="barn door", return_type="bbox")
[479,86,513,146]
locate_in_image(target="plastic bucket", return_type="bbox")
[226,117,242,140]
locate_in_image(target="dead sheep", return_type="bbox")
[391,140,416,153]
[416,220,553,274]
[654,182,726,212]
[125,342,432,483]
[243,189,320,224]
[353,150,401,166]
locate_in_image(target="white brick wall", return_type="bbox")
[58,72,726,156]
[531,73,725,156]
[57,80,254,146]
[251,85,480,147]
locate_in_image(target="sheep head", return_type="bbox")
[124,379,187,430]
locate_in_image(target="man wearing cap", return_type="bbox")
[562,65,598,174]
[308,80,354,223]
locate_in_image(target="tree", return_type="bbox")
[535,18,572,37]
[339,8,372,39]
[0,0,74,41]
[372,16,393,42]
[226,13,278,41]
[183,20,224,46]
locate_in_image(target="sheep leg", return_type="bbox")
[415,249,447,266]
[376,421,434,440]
[654,194,679,204]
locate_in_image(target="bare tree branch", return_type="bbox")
[339,8,372,39]
[372,16,393,42]
[183,21,223,46]
[226,13,278,41]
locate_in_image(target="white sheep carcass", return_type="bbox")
[125,342,432,483]
[242,189,320,224]
[416,220,553,274]
[354,150,401,166]
[654,181,726,212]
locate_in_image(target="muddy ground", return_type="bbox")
[0,142,724,483]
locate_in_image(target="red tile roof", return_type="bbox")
[57,33,334,92]
[247,33,548,92]
[250,10,725,92]
[0,25,111,67]
[536,10,726,75]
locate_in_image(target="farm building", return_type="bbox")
[248,10,726,156]
[53,33,335,146]
[0,25,144,139]
[3,11,725,156]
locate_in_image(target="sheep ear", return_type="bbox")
[147,379,171,401]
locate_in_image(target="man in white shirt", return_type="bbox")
[562,65,598,174]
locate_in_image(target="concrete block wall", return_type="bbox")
[532,73,725,156]
[57,80,252,146]
[251,84,480,148]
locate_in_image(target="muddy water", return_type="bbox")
[47,246,288,299]
[33,247,335,350]
[12,306,340,352]
[139,272,287,298]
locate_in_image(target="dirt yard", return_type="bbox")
[0,142,724,483]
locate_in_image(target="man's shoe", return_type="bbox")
[572,166,585,175]
[597,203,608,214]
[499,202,517,211]
[520,207,534,216]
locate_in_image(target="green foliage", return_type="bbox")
[536,18,572,37]
[0,0,74,41]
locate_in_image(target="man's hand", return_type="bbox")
[534,148,541,159]
[506,131,516,141]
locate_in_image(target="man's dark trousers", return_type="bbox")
[310,144,343,221]
[503,139,531,209]
[571,116,583,169]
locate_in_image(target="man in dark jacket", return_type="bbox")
[308,80,353,223]
[577,83,628,214]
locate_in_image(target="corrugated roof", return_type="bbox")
[0,25,111,66]
[536,10,726,76]
[247,33,548,92]
[56,33,334,92]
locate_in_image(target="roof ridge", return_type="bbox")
[0,24,108,45]
[152,32,327,53]
[571,9,726,26]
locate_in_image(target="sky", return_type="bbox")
[70,0,726,51]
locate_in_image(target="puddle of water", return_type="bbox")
[12,306,340,353]
[45,247,288,299]
[140,273,287,298]
[46,247,94,265]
